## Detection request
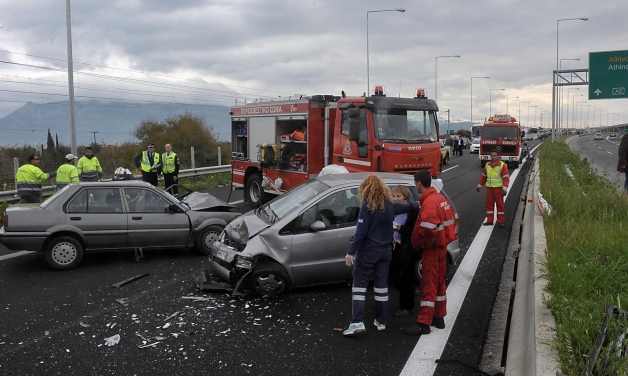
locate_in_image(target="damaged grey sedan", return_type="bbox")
[0,181,240,270]
[206,173,460,296]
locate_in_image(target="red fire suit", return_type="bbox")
[479,161,510,225]
[411,187,457,326]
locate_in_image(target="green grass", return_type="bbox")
[166,172,232,192]
[539,139,628,375]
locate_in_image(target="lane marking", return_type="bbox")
[441,165,459,173]
[0,251,36,261]
[400,145,540,376]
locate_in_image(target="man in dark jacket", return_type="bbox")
[618,133,628,191]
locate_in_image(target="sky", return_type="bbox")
[0,0,627,136]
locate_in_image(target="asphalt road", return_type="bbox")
[0,145,539,376]
[568,133,625,192]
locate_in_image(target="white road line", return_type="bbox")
[608,151,614,155]
[400,146,538,376]
[441,165,459,173]
[0,251,35,261]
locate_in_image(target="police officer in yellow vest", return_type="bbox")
[15,154,57,204]
[134,143,161,186]
[56,154,80,190]
[77,146,103,182]
[162,143,180,194]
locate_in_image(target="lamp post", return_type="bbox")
[528,105,537,129]
[367,9,406,94]
[489,89,505,116]
[534,107,540,128]
[470,76,489,127]
[435,55,460,103]
[506,96,518,115]
[554,17,588,142]
[518,102,529,127]
[566,87,580,129]
[65,0,77,156]
[559,58,580,131]
[572,94,584,131]
[577,103,588,129]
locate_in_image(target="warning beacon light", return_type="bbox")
[415,88,426,98]
[373,85,386,96]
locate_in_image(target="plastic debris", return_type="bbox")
[164,311,180,321]
[116,298,129,307]
[135,333,147,341]
[111,273,149,288]
[537,193,554,215]
[182,296,210,302]
[79,322,91,328]
[333,328,343,332]
[104,334,121,347]
[162,323,171,329]
[138,342,159,349]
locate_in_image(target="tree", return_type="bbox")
[55,133,60,149]
[46,129,54,150]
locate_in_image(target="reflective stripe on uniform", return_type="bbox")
[352,295,366,301]
[17,182,42,192]
[420,221,438,230]
[374,296,388,302]
[436,295,447,301]
[373,287,388,294]
[420,301,435,307]
[352,287,367,293]
[443,219,455,226]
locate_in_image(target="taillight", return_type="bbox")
[2,214,7,228]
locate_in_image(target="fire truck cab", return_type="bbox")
[230,87,442,208]
[479,114,523,169]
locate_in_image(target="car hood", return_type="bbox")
[181,192,236,211]
[224,211,271,244]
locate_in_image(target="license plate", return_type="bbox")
[216,251,228,261]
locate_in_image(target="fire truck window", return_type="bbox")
[358,108,368,158]
[341,112,350,136]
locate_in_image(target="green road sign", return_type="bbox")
[589,50,628,100]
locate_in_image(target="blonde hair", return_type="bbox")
[392,185,410,201]
[359,174,392,211]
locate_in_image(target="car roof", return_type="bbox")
[69,181,154,188]
[315,172,414,187]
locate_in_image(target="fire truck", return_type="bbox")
[479,114,524,169]
[230,86,442,207]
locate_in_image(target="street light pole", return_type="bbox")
[566,87,580,129]
[367,9,405,95]
[435,55,460,103]
[528,105,537,130]
[559,58,580,132]
[506,96,518,115]
[470,76,489,128]
[65,0,77,156]
[572,94,584,131]
[519,102,529,127]
[489,89,505,116]
[554,17,588,142]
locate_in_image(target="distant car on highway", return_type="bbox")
[470,138,481,154]
[610,133,617,138]
[0,182,240,270]
[207,172,461,296]
[593,133,604,140]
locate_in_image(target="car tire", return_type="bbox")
[196,225,223,256]
[245,173,263,209]
[414,259,423,285]
[45,236,84,271]
[250,262,290,296]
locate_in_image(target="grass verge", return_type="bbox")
[539,139,628,375]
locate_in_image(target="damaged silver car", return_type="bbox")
[207,173,460,296]
[0,181,240,270]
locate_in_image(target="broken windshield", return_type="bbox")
[372,109,437,143]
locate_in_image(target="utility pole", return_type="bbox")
[91,131,99,145]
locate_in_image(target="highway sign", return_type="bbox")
[589,50,628,100]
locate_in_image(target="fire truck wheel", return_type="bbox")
[246,173,263,208]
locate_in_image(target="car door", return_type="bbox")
[289,187,360,286]
[124,188,191,248]
[65,187,127,249]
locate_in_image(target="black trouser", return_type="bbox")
[142,171,158,187]
[389,242,419,311]
[164,173,178,194]
[18,193,41,204]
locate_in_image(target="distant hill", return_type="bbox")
[0,100,231,146]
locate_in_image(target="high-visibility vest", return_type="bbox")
[77,156,102,181]
[141,151,160,173]
[15,164,51,194]
[56,164,80,189]
[162,151,177,174]
[485,161,506,188]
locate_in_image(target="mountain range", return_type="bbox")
[0,100,232,147]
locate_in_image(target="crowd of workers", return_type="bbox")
[14,143,180,204]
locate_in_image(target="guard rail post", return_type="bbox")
[13,157,19,191]
[191,147,195,170]
[217,147,221,166]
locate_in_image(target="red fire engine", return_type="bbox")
[230,87,442,207]
[479,114,524,168]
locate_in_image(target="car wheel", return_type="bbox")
[250,262,290,296]
[196,225,223,256]
[414,259,423,285]
[45,236,84,271]
[245,173,263,209]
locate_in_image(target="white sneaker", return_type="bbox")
[343,322,366,336]
[373,319,386,331]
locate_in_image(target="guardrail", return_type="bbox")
[0,164,232,202]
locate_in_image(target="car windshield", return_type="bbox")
[482,126,519,140]
[262,179,330,222]
[40,185,72,208]
[372,109,437,143]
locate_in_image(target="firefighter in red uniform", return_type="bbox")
[477,150,510,227]
[403,170,456,335]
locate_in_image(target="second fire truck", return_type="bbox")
[479,114,524,169]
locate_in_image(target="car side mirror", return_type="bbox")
[310,220,326,232]
[168,203,182,213]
